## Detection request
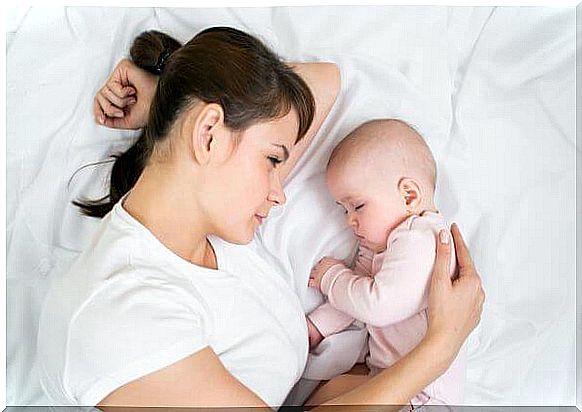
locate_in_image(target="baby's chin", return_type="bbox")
[358,237,387,254]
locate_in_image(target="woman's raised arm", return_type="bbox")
[94,59,158,130]
[278,62,340,183]
[93,59,340,183]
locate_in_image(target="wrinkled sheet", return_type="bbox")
[6,6,575,406]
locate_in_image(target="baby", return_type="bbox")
[305,119,466,409]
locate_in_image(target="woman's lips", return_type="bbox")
[255,214,265,224]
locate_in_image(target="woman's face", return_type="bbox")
[204,109,299,245]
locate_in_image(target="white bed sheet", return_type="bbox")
[6,5,576,406]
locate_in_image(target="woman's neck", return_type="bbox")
[122,163,217,269]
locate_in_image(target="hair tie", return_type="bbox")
[150,48,173,75]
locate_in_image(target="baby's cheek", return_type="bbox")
[370,223,391,247]
[371,230,387,245]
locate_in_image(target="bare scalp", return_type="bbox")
[327,119,437,192]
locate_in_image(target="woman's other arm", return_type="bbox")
[96,333,438,411]
[98,346,269,409]
[98,229,481,409]
[311,224,484,409]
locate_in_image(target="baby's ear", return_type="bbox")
[397,177,422,212]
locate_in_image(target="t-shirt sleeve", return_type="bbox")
[64,274,211,405]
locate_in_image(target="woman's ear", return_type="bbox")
[190,103,224,165]
[397,177,423,213]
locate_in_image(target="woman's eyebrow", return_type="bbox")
[272,144,290,161]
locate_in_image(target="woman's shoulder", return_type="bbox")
[39,264,212,405]
[78,200,214,282]
[39,209,213,348]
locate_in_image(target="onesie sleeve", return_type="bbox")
[320,227,437,327]
[307,301,355,338]
[64,274,211,405]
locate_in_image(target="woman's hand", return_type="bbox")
[308,224,484,410]
[94,59,158,130]
[426,223,485,365]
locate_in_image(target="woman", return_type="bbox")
[37,27,484,409]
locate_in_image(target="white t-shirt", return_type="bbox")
[37,196,309,407]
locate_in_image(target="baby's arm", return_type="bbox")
[306,317,324,348]
[307,302,356,348]
[320,228,447,327]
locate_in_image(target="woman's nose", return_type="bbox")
[267,173,286,206]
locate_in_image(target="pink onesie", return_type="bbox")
[308,211,467,408]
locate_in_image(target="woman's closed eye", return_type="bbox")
[268,156,282,167]
[355,203,365,211]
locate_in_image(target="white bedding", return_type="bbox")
[6,6,576,406]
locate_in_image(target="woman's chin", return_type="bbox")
[217,219,258,245]
[225,228,255,245]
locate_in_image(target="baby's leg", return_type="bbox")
[304,373,370,406]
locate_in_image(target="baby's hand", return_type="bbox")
[308,257,344,290]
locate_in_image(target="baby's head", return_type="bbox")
[326,119,437,252]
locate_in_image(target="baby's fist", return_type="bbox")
[308,257,344,290]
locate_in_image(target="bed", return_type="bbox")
[6,5,576,407]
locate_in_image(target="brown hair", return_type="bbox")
[74,27,315,217]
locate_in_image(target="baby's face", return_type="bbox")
[326,163,408,253]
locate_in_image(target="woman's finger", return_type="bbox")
[93,97,105,124]
[102,84,136,109]
[432,229,452,287]
[107,76,136,99]
[450,223,474,274]
[94,98,129,128]
[102,114,130,129]
[95,92,124,118]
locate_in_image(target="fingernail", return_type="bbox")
[128,98,136,104]
[440,230,450,245]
